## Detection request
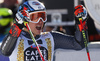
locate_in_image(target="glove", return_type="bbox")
[74,5,88,31]
[74,5,87,23]
[15,10,30,29]
[9,10,30,37]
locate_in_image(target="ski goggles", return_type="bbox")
[29,11,47,23]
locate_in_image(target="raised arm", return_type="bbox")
[51,5,88,50]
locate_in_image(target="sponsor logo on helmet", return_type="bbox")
[32,2,40,5]
[38,6,41,9]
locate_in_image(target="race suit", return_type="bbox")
[0,26,87,61]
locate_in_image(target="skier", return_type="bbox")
[0,0,88,61]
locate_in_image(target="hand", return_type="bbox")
[74,5,88,31]
[74,5,87,22]
[15,10,30,29]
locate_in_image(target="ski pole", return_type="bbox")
[25,22,45,61]
[79,18,91,61]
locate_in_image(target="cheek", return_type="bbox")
[29,23,36,30]
[41,23,44,28]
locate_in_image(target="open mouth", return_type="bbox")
[36,26,42,30]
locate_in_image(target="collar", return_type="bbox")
[21,30,40,40]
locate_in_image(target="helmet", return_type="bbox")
[0,8,13,34]
[18,0,46,12]
[18,0,47,23]
[0,8,13,27]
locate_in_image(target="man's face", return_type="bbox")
[28,20,44,35]
[28,11,46,35]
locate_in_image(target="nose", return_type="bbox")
[38,19,43,23]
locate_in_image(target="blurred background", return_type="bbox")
[0,0,100,42]
[38,0,100,42]
[0,0,100,61]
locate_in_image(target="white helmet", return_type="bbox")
[18,0,47,23]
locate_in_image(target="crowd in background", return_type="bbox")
[0,0,100,45]
[0,0,23,43]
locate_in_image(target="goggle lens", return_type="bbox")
[30,11,46,23]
